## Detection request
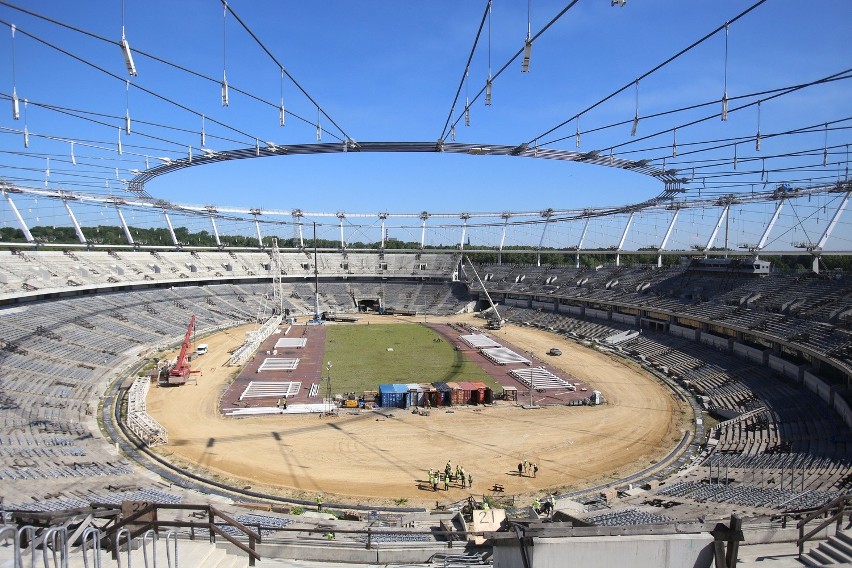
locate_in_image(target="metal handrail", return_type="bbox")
[165,530,178,568]
[16,525,36,568]
[104,504,261,566]
[0,526,20,568]
[142,530,157,568]
[41,527,68,568]
[796,493,852,557]
[115,528,132,568]
[82,527,102,568]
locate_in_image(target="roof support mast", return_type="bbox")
[337,213,346,250]
[114,203,135,247]
[293,210,304,249]
[576,216,590,269]
[162,209,180,248]
[420,212,429,249]
[62,198,87,245]
[657,208,680,268]
[754,199,784,258]
[537,209,553,267]
[615,211,635,267]
[251,209,263,248]
[459,213,470,251]
[3,190,35,243]
[206,208,222,249]
[379,213,387,250]
[498,213,510,265]
[812,190,852,273]
[704,203,730,257]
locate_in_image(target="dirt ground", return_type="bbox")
[146,314,689,508]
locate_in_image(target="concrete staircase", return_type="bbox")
[801,529,852,566]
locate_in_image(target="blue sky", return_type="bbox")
[0,1,850,248]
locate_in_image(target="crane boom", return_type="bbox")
[464,256,502,326]
[169,315,196,380]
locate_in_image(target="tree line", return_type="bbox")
[1,225,847,271]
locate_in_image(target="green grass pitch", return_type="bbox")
[322,323,500,395]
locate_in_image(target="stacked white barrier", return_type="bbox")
[126,376,168,446]
[227,314,284,366]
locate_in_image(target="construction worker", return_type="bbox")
[456,464,463,481]
[532,463,538,478]
[482,500,490,510]
[468,472,473,489]
[533,497,540,513]
[523,460,530,476]
[445,461,453,481]
[443,473,450,491]
[316,493,323,512]
[432,473,438,491]
[460,468,467,488]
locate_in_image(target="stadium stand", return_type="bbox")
[1,251,851,567]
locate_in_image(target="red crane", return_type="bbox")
[169,315,199,383]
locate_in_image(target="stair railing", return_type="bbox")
[82,527,102,568]
[797,493,852,558]
[115,528,132,568]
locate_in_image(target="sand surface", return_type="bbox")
[147,314,688,507]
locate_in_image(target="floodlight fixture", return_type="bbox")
[464,97,470,127]
[279,103,286,127]
[575,118,581,148]
[221,71,229,107]
[485,79,492,106]
[120,36,137,77]
[11,89,19,121]
[125,110,131,135]
[521,40,532,73]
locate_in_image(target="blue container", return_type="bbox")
[379,384,408,408]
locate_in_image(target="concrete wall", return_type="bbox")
[586,307,609,321]
[253,542,447,564]
[612,312,639,326]
[833,393,852,430]
[505,298,529,308]
[733,342,766,365]
[699,333,730,351]
[670,324,698,341]
[558,304,583,316]
[531,300,556,310]
[494,534,714,568]
[768,354,806,381]
[803,370,832,405]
